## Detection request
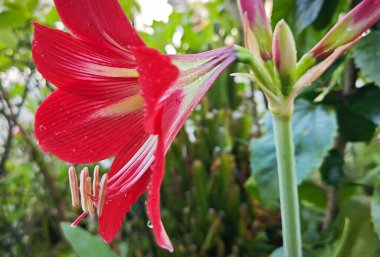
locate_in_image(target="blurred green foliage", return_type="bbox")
[0,0,380,257]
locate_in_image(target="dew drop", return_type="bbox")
[147,220,153,229]
[144,200,148,205]
[39,125,46,132]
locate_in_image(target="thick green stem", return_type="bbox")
[272,114,302,257]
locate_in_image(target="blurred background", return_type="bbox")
[1,0,380,256]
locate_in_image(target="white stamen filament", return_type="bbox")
[111,155,155,198]
[109,136,157,187]
[111,144,156,196]
[106,139,157,198]
[93,165,100,202]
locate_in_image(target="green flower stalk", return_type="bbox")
[235,0,380,256]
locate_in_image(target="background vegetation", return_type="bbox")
[0,0,380,256]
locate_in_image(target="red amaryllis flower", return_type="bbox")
[32,0,235,252]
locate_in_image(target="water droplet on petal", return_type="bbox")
[145,200,148,205]
[147,220,153,229]
[39,125,46,132]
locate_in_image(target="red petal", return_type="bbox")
[33,23,139,100]
[99,135,156,243]
[99,169,152,243]
[163,48,236,148]
[106,135,157,197]
[133,47,180,134]
[54,0,144,50]
[35,89,145,164]
[147,136,173,252]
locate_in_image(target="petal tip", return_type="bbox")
[157,231,174,252]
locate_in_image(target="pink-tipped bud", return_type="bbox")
[243,15,262,61]
[310,0,380,60]
[273,20,297,85]
[238,0,273,60]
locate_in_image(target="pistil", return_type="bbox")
[97,174,108,216]
[86,177,95,217]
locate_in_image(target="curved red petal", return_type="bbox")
[147,136,173,252]
[54,0,144,50]
[106,135,157,196]
[33,23,139,100]
[35,89,145,164]
[99,135,156,243]
[163,48,236,149]
[99,168,152,243]
[133,47,180,134]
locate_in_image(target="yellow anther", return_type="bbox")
[79,167,89,213]
[68,167,79,208]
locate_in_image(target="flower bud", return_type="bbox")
[238,0,273,60]
[273,20,297,87]
[310,0,380,60]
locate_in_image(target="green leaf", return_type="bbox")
[0,10,28,29]
[44,7,60,25]
[314,219,351,257]
[336,85,379,143]
[312,0,341,29]
[271,0,295,30]
[371,188,380,240]
[353,31,380,87]
[329,197,380,257]
[270,247,284,257]
[320,150,345,186]
[250,100,337,204]
[0,28,17,49]
[299,181,327,209]
[26,0,39,11]
[295,0,325,34]
[349,85,380,126]
[309,197,380,257]
[0,55,11,71]
[337,106,376,142]
[60,222,119,257]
